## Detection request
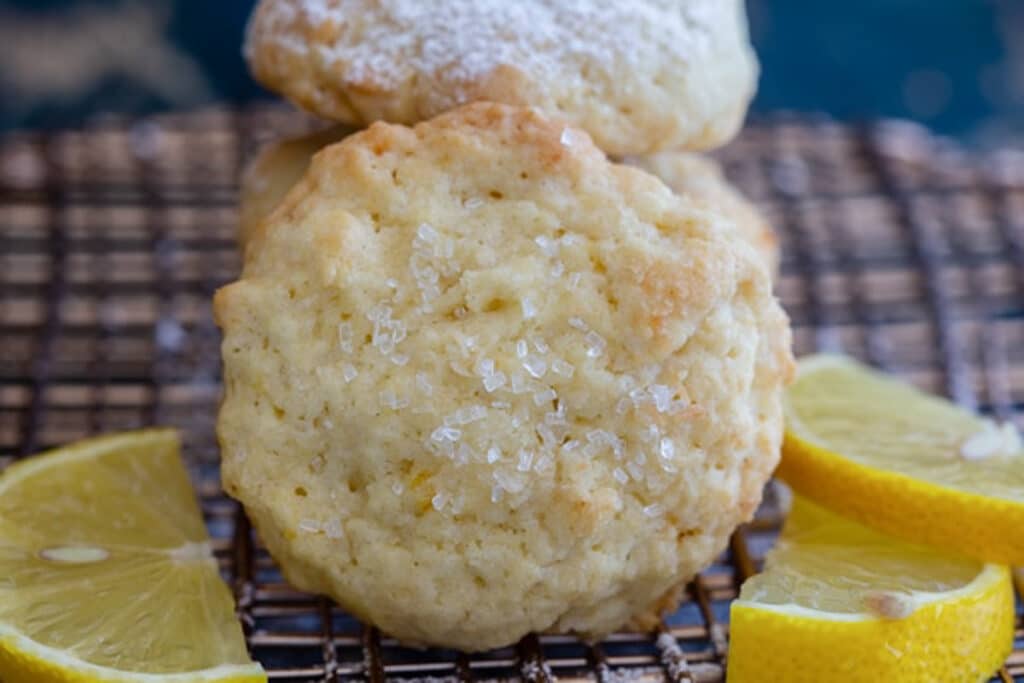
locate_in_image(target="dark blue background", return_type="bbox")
[1,0,1021,145]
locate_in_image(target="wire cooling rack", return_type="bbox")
[0,106,1021,682]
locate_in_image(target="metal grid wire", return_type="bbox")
[0,106,1022,681]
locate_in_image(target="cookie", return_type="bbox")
[238,125,354,246]
[244,0,758,155]
[238,134,777,276]
[216,103,793,650]
[623,152,779,274]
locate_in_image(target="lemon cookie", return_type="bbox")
[216,103,792,650]
[243,0,758,155]
[624,152,778,274]
[239,134,777,277]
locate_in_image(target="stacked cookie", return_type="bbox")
[238,0,777,272]
[221,0,792,651]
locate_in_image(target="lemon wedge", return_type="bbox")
[728,496,1014,683]
[778,354,1024,564]
[0,429,265,683]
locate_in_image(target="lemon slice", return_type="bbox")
[778,354,1024,564]
[0,429,265,683]
[728,496,1014,683]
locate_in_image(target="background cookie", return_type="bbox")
[238,125,354,246]
[217,103,792,651]
[244,0,758,156]
[623,152,779,275]
[239,132,777,278]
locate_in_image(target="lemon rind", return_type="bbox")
[779,427,1024,564]
[780,356,1024,565]
[729,560,1013,682]
[0,624,265,682]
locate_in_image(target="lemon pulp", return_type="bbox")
[0,429,265,682]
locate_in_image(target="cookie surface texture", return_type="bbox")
[244,0,758,155]
[624,151,778,275]
[216,103,792,650]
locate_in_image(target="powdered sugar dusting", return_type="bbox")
[254,0,726,101]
